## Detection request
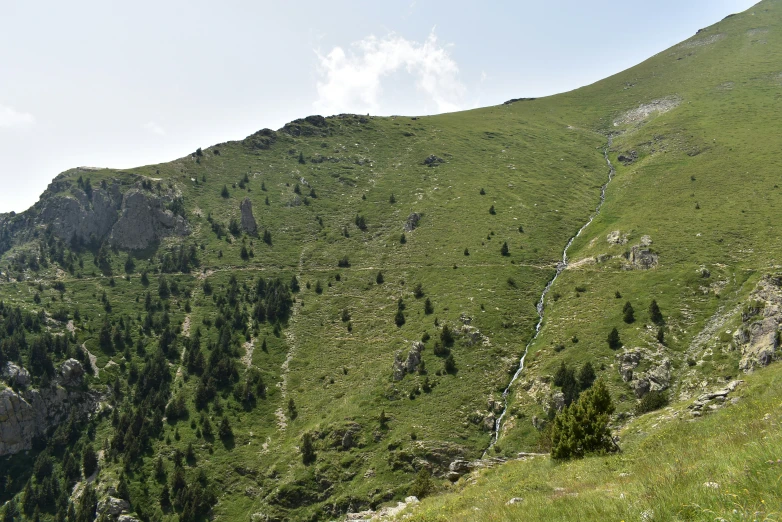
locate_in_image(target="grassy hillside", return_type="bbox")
[0,1,780,520]
[400,359,782,521]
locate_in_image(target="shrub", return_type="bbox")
[607,327,621,349]
[635,390,669,415]
[551,378,617,460]
[301,432,316,464]
[489,205,496,215]
[649,299,664,325]
[408,468,433,498]
[623,301,635,323]
[444,353,457,374]
[338,256,350,268]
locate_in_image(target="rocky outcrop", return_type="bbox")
[0,360,99,456]
[243,128,277,150]
[736,275,782,370]
[240,197,258,236]
[39,183,190,250]
[404,213,421,232]
[280,115,329,137]
[110,190,190,250]
[1,362,30,388]
[39,187,119,245]
[615,349,671,398]
[423,155,444,167]
[97,496,131,518]
[606,230,628,245]
[687,380,743,417]
[625,244,659,270]
[392,342,424,381]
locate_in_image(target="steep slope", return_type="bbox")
[0,1,780,521]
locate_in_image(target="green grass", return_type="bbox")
[401,360,782,521]
[1,1,781,519]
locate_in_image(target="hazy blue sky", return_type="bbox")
[0,0,758,213]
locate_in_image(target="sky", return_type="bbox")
[0,0,759,213]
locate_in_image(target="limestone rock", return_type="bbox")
[58,358,84,387]
[606,230,628,245]
[97,496,130,517]
[0,382,99,456]
[392,352,406,381]
[626,245,659,270]
[737,275,782,370]
[405,213,421,232]
[1,362,30,389]
[405,342,424,373]
[240,197,258,236]
[39,187,119,246]
[393,342,424,380]
[38,180,191,251]
[616,350,642,382]
[110,190,190,250]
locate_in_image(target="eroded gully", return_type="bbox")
[484,137,616,456]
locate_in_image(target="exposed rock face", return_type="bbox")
[616,351,642,382]
[626,245,659,270]
[97,496,131,517]
[615,348,671,398]
[404,213,421,232]
[59,358,85,387]
[606,230,628,245]
[737,274,782,370]
[392,342,424,380]
[110,190,190,250]
[1,362,30,388]
[39,184,190,250]
[280,115,329,137]
[240,197,258,236]
[243,128,277,150]
[632,358,671,398]
[40,187,118,245]
[0,360,98,456]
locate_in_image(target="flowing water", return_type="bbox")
[485,138,616,455]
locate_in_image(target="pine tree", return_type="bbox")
[379,410,388,429]
[444,353,457,374]
[389,193,396,203]
[424,298,434,315]
[394,309,406,327]
[500,242,509,256]
[219,417,233,439]
[301,432,316,464]
[607,327,621,349]
[622,301,635,323]
[376,271,384,284]
[649,299,664,325]
[82,445,98,478]
[551,378,617,460]
[657,326,665,345]
[221,185,230,198]
[287,398,298,420]
[489,205,496,215]
[577,362,596,391]
[298,151,306,164]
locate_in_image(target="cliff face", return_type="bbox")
[0,359,100,456]
[38,181,190,250]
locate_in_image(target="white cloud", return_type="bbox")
[0,104,35,128]
[314,31,465,116]
[143,121,166,136]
